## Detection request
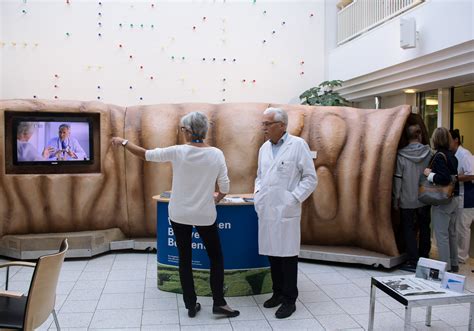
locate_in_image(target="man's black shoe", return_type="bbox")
[400,262,417,273]
[212,306,240,317]
[263,295,284,308]
[188,303,201,318]
[275,303,296,319]
[449,265,459,273]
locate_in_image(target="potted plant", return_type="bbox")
[299,80,349,106]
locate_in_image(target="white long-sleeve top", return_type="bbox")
[145,144,230,226]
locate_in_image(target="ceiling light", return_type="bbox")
[404,89,416,94]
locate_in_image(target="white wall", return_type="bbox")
[0,0,325,106]
[326,0,473,81]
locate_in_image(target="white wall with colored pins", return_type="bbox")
[0,0,325,105]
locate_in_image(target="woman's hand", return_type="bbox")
[111,137,125,147]
[423,168,431,177]
[214,192,226,204]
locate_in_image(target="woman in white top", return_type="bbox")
[111,112,239,318]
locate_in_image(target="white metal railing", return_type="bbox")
[337,0,424,46]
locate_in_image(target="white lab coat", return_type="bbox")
[254,134,317,257]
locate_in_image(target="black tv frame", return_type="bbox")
[4,111,101,174]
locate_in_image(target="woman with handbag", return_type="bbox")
[423,127,460,272]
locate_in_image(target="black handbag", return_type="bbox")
[418,152,456,206]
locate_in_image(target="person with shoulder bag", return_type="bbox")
[422,127,460,272]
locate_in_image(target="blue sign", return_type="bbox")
[157,202,269,270]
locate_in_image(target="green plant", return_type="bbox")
[299,80,349,106]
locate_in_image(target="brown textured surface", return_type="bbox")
[0,100,411,256]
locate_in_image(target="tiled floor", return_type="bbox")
[2,252,474,330]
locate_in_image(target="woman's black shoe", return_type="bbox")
[212,306,240,317]
[188,303,201,318]
[449,265,459,273]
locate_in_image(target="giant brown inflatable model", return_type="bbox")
[0,99,411,256]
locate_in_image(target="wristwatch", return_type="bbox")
[121,139,129,147]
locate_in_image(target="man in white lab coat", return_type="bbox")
[254,107,317,319]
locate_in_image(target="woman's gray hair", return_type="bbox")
[263,107,288,126]
[17,122,35,136]
[180,111,209,139]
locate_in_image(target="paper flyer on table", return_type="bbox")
[380,277,445,296]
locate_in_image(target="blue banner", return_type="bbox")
[157,202,269,270]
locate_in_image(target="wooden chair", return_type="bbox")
[0,239,68,330]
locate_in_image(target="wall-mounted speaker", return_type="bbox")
[400,17,417,49]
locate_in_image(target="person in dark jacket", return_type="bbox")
[423,127,459,272]
[393,124,432,270]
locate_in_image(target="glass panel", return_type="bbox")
[419,89,438,140]
[453,84,474,152]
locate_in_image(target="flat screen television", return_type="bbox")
[4,111,101,174]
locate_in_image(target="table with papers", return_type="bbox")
[368,274,474,330]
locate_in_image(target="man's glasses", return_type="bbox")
[261,121,281,127]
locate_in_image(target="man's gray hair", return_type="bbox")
[17,122,35,136]
[263,107,288,126]
[59,124,71,131]
[180,111,209,139]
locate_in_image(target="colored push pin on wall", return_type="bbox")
[119,44,123,48]
[54,96,58,99]
[310,13,314,17]
[97,85,101,89]
[140,24,144,28]
[282,21,286,25]
[130,23,134,28]
[222,78,226,82]
[140,65,143,69]
[233,59,236,62]
[300,60,304,65]
[272,30,275,34]
[129,55,133,59]
[140,97,143,100]
[66,32,70,37]
[97,96,101,100]
[212,58,216,61]
[300,71,305,75]
[181,56,185,60]
[222,98,226,102]
[54,74,59,78]
[66,0,70,4]
[252,79,256,83]
[98,22,102,27]
[54,84,59,88]
[33,95,37,98]
[119,23,123,27]
[98,1,102,5]
[22,9,27,14]
[129,86,133,89]
[242,79,246,83]
[222,88,226,92]
[223,58,226,61]
[150,76,154,80]
[203,16,206,21]
[171,56,175,60]
[262,40,266,43]
[98,12,102,16]
[193,26,196,30]
[151,24,154,28]
[202,57,206,61]
[98,33,102,37]
[151,3,154,8]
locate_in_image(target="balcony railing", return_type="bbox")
[337,0,424,46]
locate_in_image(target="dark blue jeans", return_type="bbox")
[400,205,431,264]
[170,220,227,309]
